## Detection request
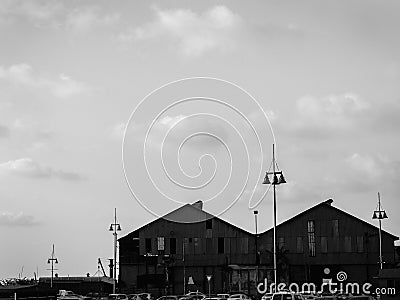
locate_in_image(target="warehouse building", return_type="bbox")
[118,199,398,295]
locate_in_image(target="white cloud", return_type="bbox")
[0,1,119,32]
[0,124,10,138]
[0,158,82,180]
[284,93,370,138]
[0,0,64,25]
[118,5,243,57]
[345,153,398,180]
[110,122,126,140]
[320,153,400,194]
[65,7,120,34]
[0,64,88,98]
[0,211,40,226]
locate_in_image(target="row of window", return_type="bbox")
[144,237,248,255]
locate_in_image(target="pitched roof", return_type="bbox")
[119,202,252,241]
[260,199,399,240]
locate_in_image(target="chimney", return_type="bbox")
[192,200,203,210]
[324,199,334,205]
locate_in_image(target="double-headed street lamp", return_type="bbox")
[372,192,388,270]
[263,144,286,289]
[109,208,121,293]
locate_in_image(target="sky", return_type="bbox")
[1,0,400,279]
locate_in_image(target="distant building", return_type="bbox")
[38,276,113,296]
[119,199,398,295]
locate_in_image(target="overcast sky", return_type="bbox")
[1,0,400,278]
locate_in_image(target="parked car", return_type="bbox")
[299,293,318,300]
[261,293,273,300]
[271,292,303,300]
[109,294,129,300]
[128,295,141,300]
[157,296,182,300]
[138,294,154,300]
[217,295,230,299]
[227,294,252,300]
[58,290,89,300]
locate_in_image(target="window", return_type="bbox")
[296,237,303,253]
[183,237,189,254]
[170,238,176,254]
[356,235,364,253]
[145,238,152,254]
[218,237,225,254]
[240,237,249,254]
[321,236,328,253]
[206,218,213,229]
[194,237,201,254]
[344,236,352,252]
[266,237,273,252]
[206,238,213,253]
[278,237,285,250]
[157,237,165,251]
[307,220,316,257]
[332,220,339,237]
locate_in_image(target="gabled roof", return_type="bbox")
[260,199,399,240]
[119,202,252,241]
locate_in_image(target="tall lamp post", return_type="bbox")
[254,210,259,283]
[47,244,58,288]
[372,192,388,270]
[262,144,286,290]
[109,208,122,293]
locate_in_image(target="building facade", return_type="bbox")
[119,202,258,295]
[119,199,398,296]
[258,199,398,287]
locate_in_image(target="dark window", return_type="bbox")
[206,218,213,229]
[344,236,352,252]
[194,237,200,254]
[206,238,213,253]
[183,237,189,254]
[296,236,303,253]
[356,235,364,253]
[170,238,176,254]
[278,237,285,250]
[321,236,328,253]
[307,220,316,257]
[145,238,152,254]
[218,237,224,254]
[189,238,193,243]
[332,219,339,237]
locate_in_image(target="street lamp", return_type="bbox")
[109,208,121,293]
[254,210,259,283]
[262,144,286,290]
[47,244,58,288]
[372,192,388,270]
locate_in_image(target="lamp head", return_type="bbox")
[262,174,271,185]
[109,224,113,231]
[278,173,286,184]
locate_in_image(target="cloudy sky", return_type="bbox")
[1,0,400,278]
